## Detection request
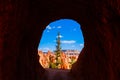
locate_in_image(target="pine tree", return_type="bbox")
[55,32,62,67]
[56,32,61,57]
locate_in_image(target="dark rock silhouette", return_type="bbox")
[0,0,120,80]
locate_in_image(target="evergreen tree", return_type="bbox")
[55,32,62,67]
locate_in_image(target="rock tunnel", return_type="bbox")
[0,0,120,80]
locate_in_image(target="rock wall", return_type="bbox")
[0,0,120,80]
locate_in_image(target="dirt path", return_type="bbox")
[41,68,72,80]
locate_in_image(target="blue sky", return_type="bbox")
[38,19,84,52]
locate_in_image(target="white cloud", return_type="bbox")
[57,26,62,28]
[46,25,61,30]
[80,44,84,46]
[56,35,63,38]
[59,35,63,38]
[61,40,76,44]
[43,48,50,50]
[46,25,52,30]
[39,47,50,52]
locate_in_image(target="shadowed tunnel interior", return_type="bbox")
[0,0,120,80]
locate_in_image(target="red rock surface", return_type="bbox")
[0,0,120,80]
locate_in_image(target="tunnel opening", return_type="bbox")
[38,19,84,69]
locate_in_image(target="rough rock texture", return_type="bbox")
[0,0,120,80]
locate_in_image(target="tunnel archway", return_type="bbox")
[38,19,84,69]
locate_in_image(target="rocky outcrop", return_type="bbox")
[0,0,120,80]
